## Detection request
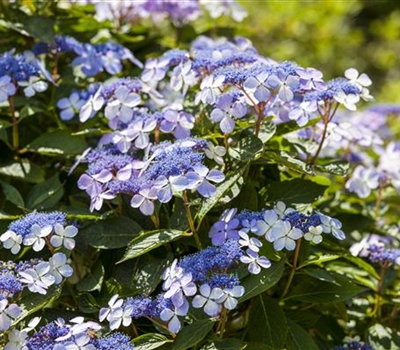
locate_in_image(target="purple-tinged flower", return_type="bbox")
[99,294,131,330]
[104,86,141,123]
[209,208,240,245]
[0,75,16,102]
[160,298,189,334]
[191,164,225,198]
[62,334,96,350]
[267,70,299,102]
[0,300,22,331]
[23,224,52,252]
[18,262,55,295]
[344,68,372,90]
[195,74,225,105]
[318,213,346,240]
[303,226,323,244]
[141,58,170,83]
[50,224,78,250]
[269,220,303,251]
[334,90,360,111]
[159,109,195,139]
[216,285,245,310]
[57,93,86,121]
[204,142,226,165]
[72,43,103,77]
[128,118,157,149]
[192,284,224,317]
[130,187,157,216]
[296,67,325,91]
[210,93,247,133]
[0,231,22,254]
[288,100,318,126]
[162,259,184,291]
[256,209,280,241]
[49,253,74,284]
[164,272,197,308]
[17,76,48,97]
[170,61,196,92]
[79,87,104,122]
[240,249,271,274]
[4,328,28,350]
[244,70,272,104]
[345,165,380,198]
[238,231,262,253]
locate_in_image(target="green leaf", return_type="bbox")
[23,15,55,43]
[77,293,99,314]
[119,229,184,263]
[133,333,172,350]
[0,159,45,183]
[285,319,319,350]
[0,119,12,129]
[171,319,215,350]
[229,133,263,161]
[286,274,366,303]
[77,260,104,292]
[314,160,349,176]
[257,122,276,144]
[299,254,340,268]
[196,169,246,223]
[26,174,64,209]
[27,130,88,155]
[263,151,314,175]
[201,339,246,350]
[367,324,400,350]
[248,295,287,349]
[303,268,340,285]
[343,255,380,280]
[115,254,171,295]
[82,217,142,249]
[264,178,328,204]
[239,259,284,302]
[13,285,61,325]
[0,180,24,207]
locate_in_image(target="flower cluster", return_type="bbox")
[78,139,224,214]
[66,0,247,27]
[0,212,78,254]
[0,51,52,102]
[100,239,246,334]
[34,35,142,78]
[211,202,345,253]
[4,316,134,350]
[351,234,400,266]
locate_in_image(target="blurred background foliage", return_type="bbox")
[1,0,399,103]
[233,0,400,103]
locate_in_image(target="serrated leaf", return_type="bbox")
[196,168,246,223]
[265,178,328,204]
[286,319,319,350]
[248,295,287,349]
[239,259,284,302]
[27,130,87,155]
[77,260,104,292]
[26,174,64,209]
[0,159,45,183]
[286,274,366,303]
[82,217,142,249]
[133,333,172,350]
[119,229,184,263]
[0,180,24,207]
[171,319,215,350]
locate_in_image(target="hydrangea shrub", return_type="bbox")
[0,2,399,349]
